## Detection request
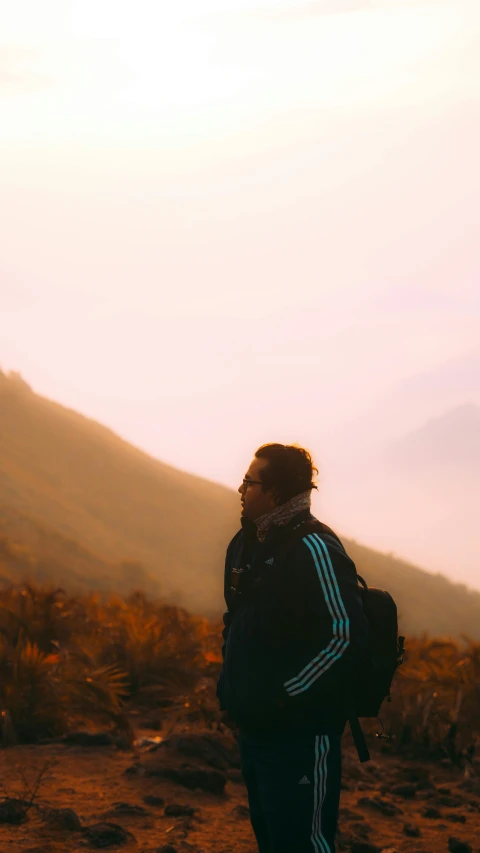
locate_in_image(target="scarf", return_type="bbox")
[254,490,312,542]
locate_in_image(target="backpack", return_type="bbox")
[347,574,405,761]
[353,575,405,718]
[276,518,405,762]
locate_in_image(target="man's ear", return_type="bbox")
[271,489,281,508]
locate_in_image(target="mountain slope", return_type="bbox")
[0,370,239,613]
[345,538,480,639]
[1,369,480,637]
[0,504,157,594]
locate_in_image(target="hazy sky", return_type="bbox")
[2,1,479,510]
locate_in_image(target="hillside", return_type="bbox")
[0,504,158,596]
[0,370,239,614]
[344,538,480,639]
[1,368,480,636]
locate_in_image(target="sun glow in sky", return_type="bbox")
[1,0,480,583]
[3,1,478,142]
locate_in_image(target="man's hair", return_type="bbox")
[254,443,319,506]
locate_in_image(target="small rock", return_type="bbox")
[416,780,436,792]
[143,795,165,807]
[350,843,381,853]
[352,821,370,839]
[339,807,364,821]
[46,807,82,831]
[423,807,442,819]
[0,798,29,825]
[62,731,115,747]
[448,838,472,853]
[108,802,148,816]
[391,783,417,799]
[357,796,403,817]
[403,822,421,837]
[124,762,146,776]
[402,766,430,783]
[157,730,241,770]
[82,821,135,848]
[438,795,466,808]
[164,804,195,817]
[148,764,226,796]
[230,804,250,819]
[416,791,437,801]
[447,813,467,823]
[156,847,177,853]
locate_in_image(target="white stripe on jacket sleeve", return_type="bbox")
[283,534,350,696]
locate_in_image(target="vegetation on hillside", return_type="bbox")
[0,583,221,745]
[380,634,480,763]
[0,582,479,768]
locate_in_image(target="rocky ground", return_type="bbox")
[0,719,479,853]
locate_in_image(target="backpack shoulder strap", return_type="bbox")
[275,518,346,562]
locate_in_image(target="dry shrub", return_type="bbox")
[380,634,480,761]
[0,583,217,744]
[0,756,53,821]
[4,581,479,764]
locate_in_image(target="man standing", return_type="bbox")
[216,443,368,853]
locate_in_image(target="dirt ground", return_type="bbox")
[0,722,479,853]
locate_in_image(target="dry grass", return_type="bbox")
[378,634,480,763]
[0,583,221,745]
[1,582,479,765]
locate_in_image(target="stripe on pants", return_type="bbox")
[311,735,331,853]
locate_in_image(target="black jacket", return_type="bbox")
[216,509,369,736]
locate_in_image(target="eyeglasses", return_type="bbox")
[242,478,263,491]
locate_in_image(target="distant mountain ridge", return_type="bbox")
[2,368,480,638]
[386,403,480,473]
[322,398,479,591]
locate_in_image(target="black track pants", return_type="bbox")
[238,729,342,853]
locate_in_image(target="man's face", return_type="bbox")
[238,457,277,521]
